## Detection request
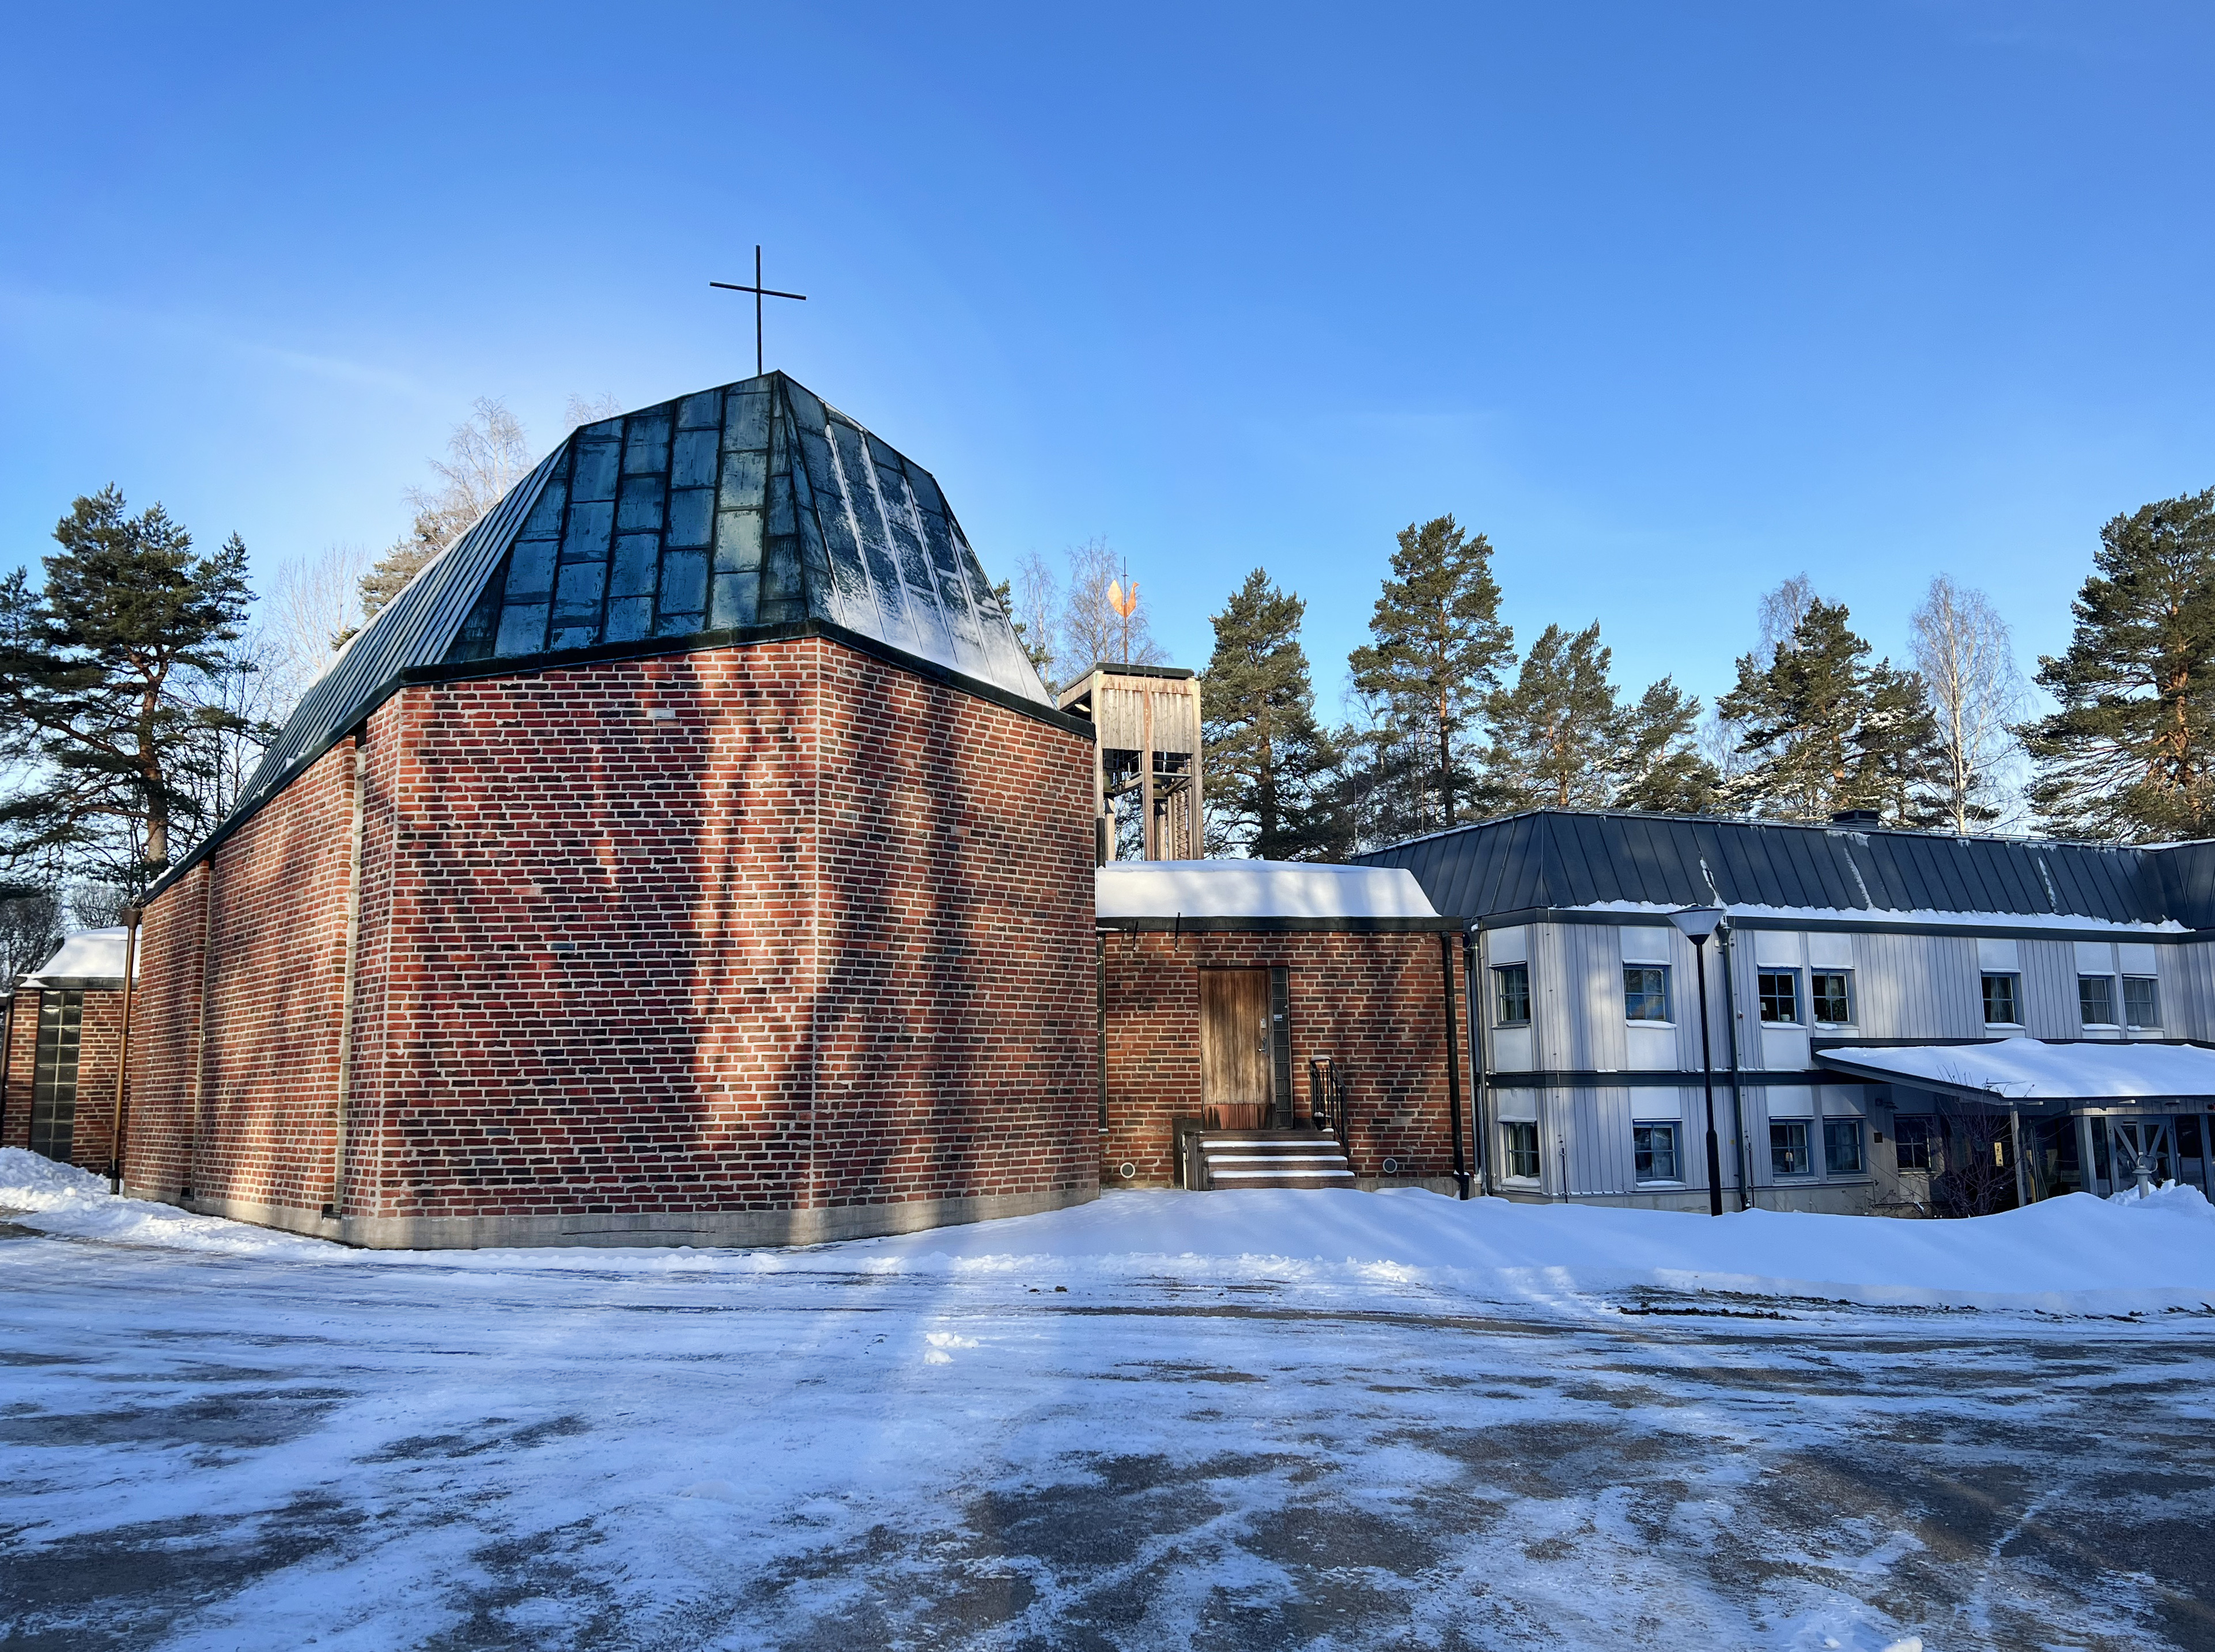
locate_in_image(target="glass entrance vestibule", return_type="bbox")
[2069,1109,2215,1198]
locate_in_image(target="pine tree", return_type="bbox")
[1612,677,1716,813]
[1482,623,1620,810]
[1717,599,1942,824]
[1482,623,1717,814]
[1346,515,1513,831]
[2022,490,2215,841]
[1201,570,1343,859]
[992,578,1055,675]
[0,487,255,884]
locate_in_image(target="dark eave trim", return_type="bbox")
[1097,915,1464,934]
[1469,906,2204,944]
[144,618,1091,907]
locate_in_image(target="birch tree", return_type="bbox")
[1909,575,2024,832]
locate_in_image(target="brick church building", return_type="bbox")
[119,373,1102,1247]
[67,372,1475,1249]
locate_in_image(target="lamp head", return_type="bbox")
[1667,905,1726,943]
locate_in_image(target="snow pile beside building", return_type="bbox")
[840,1183,2215,1311]
[5,1146,2212,1311]
[0,1149,338,1261]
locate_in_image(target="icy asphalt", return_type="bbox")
[3,1204,2213,1651]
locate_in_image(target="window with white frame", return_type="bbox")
[2124,975,2160,1029]
[1623,965,1671,1022]
[1502,1121,1540,1180]
[2078,974,2118,1027]
[1757,971,1800,1024]
[1633,1122,1680,1182]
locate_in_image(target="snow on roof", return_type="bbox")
[22,927,133,988]
[1573,899,2188,935]
[1095,860,1440,920]
[1818,1038,2215,1102]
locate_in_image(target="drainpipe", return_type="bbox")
[1095,932,1108,1133]
[187,860,214,1203]
[328,737,367,1222]
[1719,922,1751,1211]
[1465,929,1490,1197]
[107,907,141,1194]
[0,982,16,1148]
[1439,931,1468,1199]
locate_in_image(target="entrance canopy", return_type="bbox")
[1816,1039,2215,1110]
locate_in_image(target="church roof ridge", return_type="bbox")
[149,371,1050,901]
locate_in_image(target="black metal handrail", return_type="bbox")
[1309,1057,1352,1169]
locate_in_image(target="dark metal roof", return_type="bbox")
[1356,809,2215,931]
[165,372,1046,902]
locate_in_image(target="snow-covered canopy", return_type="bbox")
[21,927,133,989]
[1817,1038,2215,1104]
[1095,861,1439,920]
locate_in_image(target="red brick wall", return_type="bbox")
[1,984,124,1173]
[131,632,1096,1237]
[122,864,207,1197]
[1102,929,1467,1186]
[811,643,1097,1211]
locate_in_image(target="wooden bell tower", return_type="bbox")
[1056,664,1204,862]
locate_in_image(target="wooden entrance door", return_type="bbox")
[1201,969,1271,1131]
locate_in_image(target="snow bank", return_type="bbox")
[6,1146,2213,1313]
[830,1182,2215,1313]
[0,1149,339,1261]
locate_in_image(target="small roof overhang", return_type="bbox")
[1095,860,1460,932]
[1816,1038,2215,1112]
[20,926,133,991]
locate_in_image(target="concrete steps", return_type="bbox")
[1199,1129,1353,1190]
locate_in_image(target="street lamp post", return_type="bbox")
[1669,906,1729,1217]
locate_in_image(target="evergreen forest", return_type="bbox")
[6,394,2215,952]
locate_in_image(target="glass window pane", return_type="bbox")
[1758,971,1799,1023]
[1811,971,1851,1024]
[1634,1122,1680,1182]
[1493,963,1530,1026]
[2078,975,2116,1026]
[1624,966,1670,1022]
[2125,976,2160,1027]
[1770,1121,1810,1176]
[1505,1121,1540,1180]
[1824,1118,1865,1174]
[1982,973,2020,1025]
[1895,1116,1933,1171]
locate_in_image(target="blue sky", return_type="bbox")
[3,3,2211,719]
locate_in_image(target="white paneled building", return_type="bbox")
[1361,809,2215,1215]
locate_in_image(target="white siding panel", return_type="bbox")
[1489,925,1528,966]
[1978,937,2020,972]
[1631,1087,1685,1120]
[1755,929,1805,967]
[2118,942,2158,977]
[1620,925,1672,963]
[2076,940,2118,976]
[1762,1026,1812,1070]
[1808,931,1854,970]
[1491,1026,1534,1071]
[1625,1025,1677,1071]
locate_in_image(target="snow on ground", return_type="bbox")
[4,1150,2215,1650]
[5,1147,2214,1314]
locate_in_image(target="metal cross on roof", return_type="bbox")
[710,245,807,377]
